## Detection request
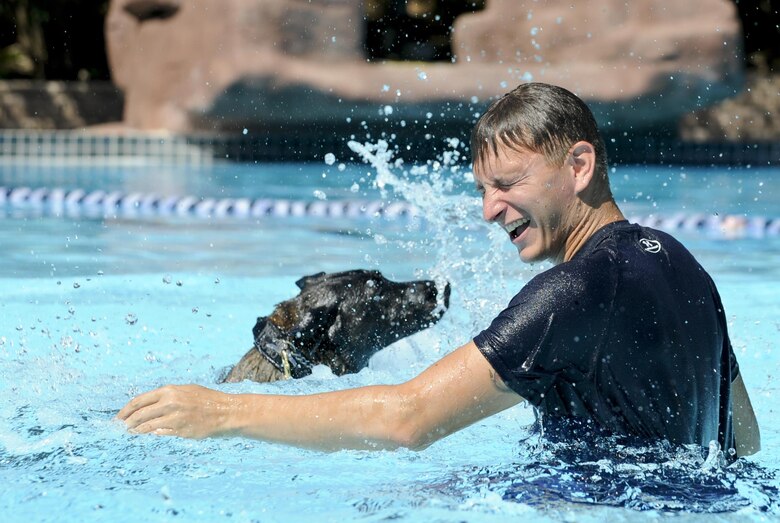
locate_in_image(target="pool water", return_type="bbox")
[1,148,779,522]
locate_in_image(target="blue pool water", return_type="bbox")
[1,147,779,522]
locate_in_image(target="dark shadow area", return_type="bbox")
[0,0,112,80]
[364,0,485,62]
[733,0,780,71]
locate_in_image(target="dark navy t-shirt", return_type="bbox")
[474,221,738,450]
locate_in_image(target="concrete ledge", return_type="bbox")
[0,129,777,167]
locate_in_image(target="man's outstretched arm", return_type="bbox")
[116,341,523,451]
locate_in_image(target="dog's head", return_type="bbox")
[255,270,450,375]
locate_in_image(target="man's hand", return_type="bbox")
[116,384,235,439]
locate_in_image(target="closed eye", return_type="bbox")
[495,175,525,190]
[476,180,518,196]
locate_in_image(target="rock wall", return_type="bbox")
[679,73,780,141]
[105,0,743,134]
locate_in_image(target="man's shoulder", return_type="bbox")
[512,253,617,309]
[599,221,691,257]
[577,221,702,272]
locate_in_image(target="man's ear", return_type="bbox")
[568,141,596,195]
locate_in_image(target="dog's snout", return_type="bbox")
[415,280,450,312]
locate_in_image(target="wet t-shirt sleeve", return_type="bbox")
[473,260,614,405]
[729,341,739,379]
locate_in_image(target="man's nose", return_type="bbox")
[482,189,503,223]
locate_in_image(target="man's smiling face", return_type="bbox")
[474,143,578,264]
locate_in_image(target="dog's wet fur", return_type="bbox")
[223,270,450,383]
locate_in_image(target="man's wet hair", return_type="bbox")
[471,82,611,194]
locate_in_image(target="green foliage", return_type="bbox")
[0,0,111,80]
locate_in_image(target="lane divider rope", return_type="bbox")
[1,186,778,236]
[0,186,419,220]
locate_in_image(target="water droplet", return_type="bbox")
[163,275,172,284]
[313,190,327,200]
[324,153,336,165]
[383,105,393,116]
[73,282,80,289]
[125,313,138,325]
[338,163,346,172]
[176,281,183,287]
[417,70,428,81]
[192,307,199,314]
[242,128,248,135]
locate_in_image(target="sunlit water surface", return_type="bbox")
[1,148,779,522]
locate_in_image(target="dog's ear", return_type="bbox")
[295,272,327,290]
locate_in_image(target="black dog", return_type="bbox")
[223,270,450,383]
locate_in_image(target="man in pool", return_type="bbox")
[118,83,760,457]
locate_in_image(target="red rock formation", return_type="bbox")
[106,0,743,133]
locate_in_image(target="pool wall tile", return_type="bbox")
[0,130,777,166]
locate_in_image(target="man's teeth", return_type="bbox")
[503,218,529,234]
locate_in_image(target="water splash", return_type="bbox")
[347,138,534,336]
[428,430,778,514]
[346,138,780,514]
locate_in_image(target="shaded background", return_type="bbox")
[0,0,780,80]
[1,0,778,80]
[0,0,778,146]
